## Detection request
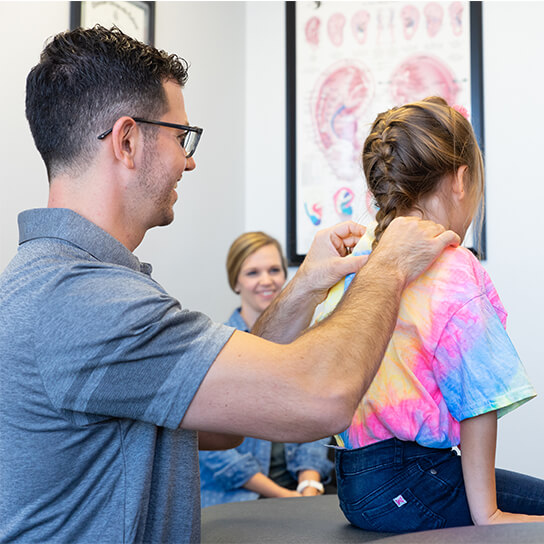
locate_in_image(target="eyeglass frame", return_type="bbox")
[97,117,203,158]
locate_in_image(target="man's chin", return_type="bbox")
[152,211,175,228]
[160,214,175,227]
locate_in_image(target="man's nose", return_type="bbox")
[185,156,196,171]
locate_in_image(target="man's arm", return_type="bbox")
[182,217,459,443]
[252,221,367,343]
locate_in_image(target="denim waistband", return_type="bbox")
[336,438,455,473]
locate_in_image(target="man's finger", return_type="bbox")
[330,221,366,239]
[330,222,366,256]
[434,230,461,249]
[332,254,369,279]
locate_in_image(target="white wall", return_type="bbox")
[1,1,544,478]
[244,1,544,478]
[480,1,544,478]
[0,2,65,264]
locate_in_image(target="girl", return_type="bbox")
[316,97,544,532]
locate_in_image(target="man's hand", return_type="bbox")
[252,221,367,343]
[370,217,460,286]
[297,221,368,304]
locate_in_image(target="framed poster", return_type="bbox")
[286,1,485,264]
[70,1,155,45]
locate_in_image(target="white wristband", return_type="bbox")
[296,480,324,494]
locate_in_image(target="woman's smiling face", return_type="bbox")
[236,244,287,321]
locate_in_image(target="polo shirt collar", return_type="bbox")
[18,208,150,274]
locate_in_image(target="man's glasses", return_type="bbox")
[97,117,203,158]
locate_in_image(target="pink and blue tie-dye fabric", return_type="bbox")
[314,225,536,450]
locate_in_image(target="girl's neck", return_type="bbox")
[402,170,475,242]
[404,193,446,225]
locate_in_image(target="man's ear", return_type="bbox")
[452,165,469,201]
[110,117,140,169]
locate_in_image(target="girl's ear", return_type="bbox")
[452,165,469,200]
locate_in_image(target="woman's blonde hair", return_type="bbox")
[362,96,484,250]
[226,232,287,293]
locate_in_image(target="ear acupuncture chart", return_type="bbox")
[287,1,483,262]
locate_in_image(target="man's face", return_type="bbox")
[136,81,196,228]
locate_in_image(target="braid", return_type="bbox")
[363,114,417,249]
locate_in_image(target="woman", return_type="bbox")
[199,231,334,507]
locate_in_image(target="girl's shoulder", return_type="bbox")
[428,245,486,288]
[421,245,507,326]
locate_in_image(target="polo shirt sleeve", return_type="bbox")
[432,292,536,422]
[34,263,235,429]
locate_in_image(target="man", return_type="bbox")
[0,26,458,543]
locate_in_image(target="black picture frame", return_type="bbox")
[70,1,155,45]
[286,1,485,265]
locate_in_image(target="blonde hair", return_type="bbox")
[362,96,484,250]
[226,232,287,293]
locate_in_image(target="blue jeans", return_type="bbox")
[336,438,544,533]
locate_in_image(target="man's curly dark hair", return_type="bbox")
[26,25,189,179]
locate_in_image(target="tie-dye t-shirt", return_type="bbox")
[314,224,536,450]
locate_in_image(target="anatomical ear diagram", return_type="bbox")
[311,53,458,181]
[312,61,374,182]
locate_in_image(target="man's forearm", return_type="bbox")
[186,257,403,443]
[252,273,322,343]
[293,256,405,423]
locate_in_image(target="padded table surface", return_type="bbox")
[202,494,388,543]
[201,494,544,543]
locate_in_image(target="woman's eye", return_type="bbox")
[270,267,281,274]
[246,270,257,276]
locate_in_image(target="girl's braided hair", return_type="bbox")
[362,96,484,249]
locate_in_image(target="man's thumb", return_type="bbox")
[339,254,368,276]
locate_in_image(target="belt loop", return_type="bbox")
[393,438,403,466]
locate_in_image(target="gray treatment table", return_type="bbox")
[201,494,544,543]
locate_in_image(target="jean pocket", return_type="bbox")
[342,486,446,533]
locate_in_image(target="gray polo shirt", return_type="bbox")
[0,208,234,543]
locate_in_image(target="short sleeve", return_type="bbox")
[34,263,234,429]
[433,293,536,421]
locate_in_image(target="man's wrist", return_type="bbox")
[291,264,328,306]
[296,479,324,495]
[360,255,407,291]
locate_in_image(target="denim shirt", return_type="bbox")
[199,308,334,507]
